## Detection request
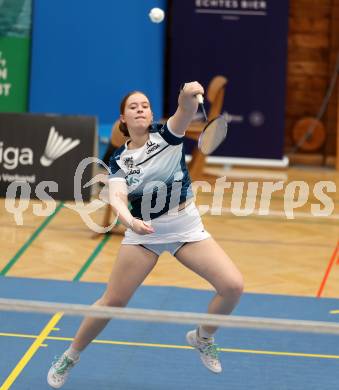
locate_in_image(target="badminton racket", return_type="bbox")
[196,93,228,155]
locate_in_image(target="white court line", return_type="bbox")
[185,154,289,168]
[214,208,339,220]
[204,169,288,181]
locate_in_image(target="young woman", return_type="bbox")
[47,82,243,388]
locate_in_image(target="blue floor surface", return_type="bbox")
[1,276,339,389]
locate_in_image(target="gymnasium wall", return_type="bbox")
[1,1,338,158]
[29,0,167,125]
[285,0,339,156]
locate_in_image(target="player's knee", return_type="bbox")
[217,274,244,299]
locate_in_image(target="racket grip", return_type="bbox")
[196,94,204,104]
[196,94,207,121]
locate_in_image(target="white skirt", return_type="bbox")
[122,202,210,245]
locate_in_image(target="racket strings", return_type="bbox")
[199,115,228,155]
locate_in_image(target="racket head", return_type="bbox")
[198,115,228,155]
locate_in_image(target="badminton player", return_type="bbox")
[47,82,243,388]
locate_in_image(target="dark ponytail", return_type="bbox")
[119,121,129,137]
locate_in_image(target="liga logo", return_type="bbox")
[0,126,80,170]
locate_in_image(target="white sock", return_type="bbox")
[197,326,214,340]
[64,347,81,361]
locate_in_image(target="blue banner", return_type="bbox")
[167,0,289,161]
[29,0,166,124]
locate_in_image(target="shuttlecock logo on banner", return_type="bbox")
[40,126,80,167]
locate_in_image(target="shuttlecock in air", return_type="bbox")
[149,7,165,23]
[40,126,81,167]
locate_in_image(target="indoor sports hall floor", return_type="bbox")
[0,166,338,389]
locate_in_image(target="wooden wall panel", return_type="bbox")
[325,0,339,162]
[285,0,338,156]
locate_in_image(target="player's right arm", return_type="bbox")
[167,81,204,137]
[108,180,154,235]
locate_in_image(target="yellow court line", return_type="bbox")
[0,313,63,390]
[0,333,37,339]
[91,340,339,359]
[218,348,339,360]
[1,331,339,361]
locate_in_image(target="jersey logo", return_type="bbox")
[126,166,144,188]
[127,167,141,175]
[146,140,160,154]
[123,156,134,169]
[126,176,141,187]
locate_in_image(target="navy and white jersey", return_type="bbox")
[108,122,193,220]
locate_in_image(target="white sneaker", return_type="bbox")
[186,329,222,373]
[47,353,79,388]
